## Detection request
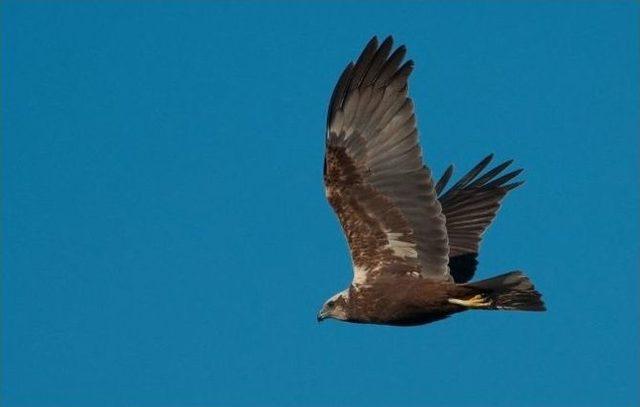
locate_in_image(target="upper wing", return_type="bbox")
[324,36,450,285]
[435,154,523,283]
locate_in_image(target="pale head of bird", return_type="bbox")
[317,289,350,322]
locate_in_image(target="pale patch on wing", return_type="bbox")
[385,231,418,259]
[352,264,369,285]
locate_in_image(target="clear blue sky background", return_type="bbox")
[2,1,638,406]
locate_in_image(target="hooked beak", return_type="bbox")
[317,310,328,322]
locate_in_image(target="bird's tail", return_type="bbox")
[464,271,546,311]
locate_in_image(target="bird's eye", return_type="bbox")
[327,301,334,308]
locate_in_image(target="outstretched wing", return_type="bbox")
[436,154,523,283]
[324,36,450,286]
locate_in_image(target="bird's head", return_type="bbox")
[317,289,350,322]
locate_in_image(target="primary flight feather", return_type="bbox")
[318,36,545,326]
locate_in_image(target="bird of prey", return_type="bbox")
[318,36,545,326]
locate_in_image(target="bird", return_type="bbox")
[317,36,545,326]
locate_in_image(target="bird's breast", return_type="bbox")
[347,279,461,325]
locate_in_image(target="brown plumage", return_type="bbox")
[318,36,545,326]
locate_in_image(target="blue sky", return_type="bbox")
[2,1,638,406]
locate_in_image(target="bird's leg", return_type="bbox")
[448,294,492,308]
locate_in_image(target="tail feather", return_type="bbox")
[467,271,546,311]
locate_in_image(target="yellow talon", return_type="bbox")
[448,294,492,308]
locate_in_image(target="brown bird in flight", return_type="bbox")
[318,36,545,326]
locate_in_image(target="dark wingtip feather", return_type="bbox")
[362,36,395,87]
[375,44,407,88]
[468,158,515,188]
[440,154,493,200]
[328,35,412,125]
[348,37,380,90]
[471,153,494,175]
[397,59,414,74]
[327,62,354,125]
[435,165,454,195]
[366,36,379,48]
[492,159,514,174]
[485,168,524,188]
[503,180,525,191]
[390,59,414,88]
[379,35,393,50]
[475,154,494,169]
